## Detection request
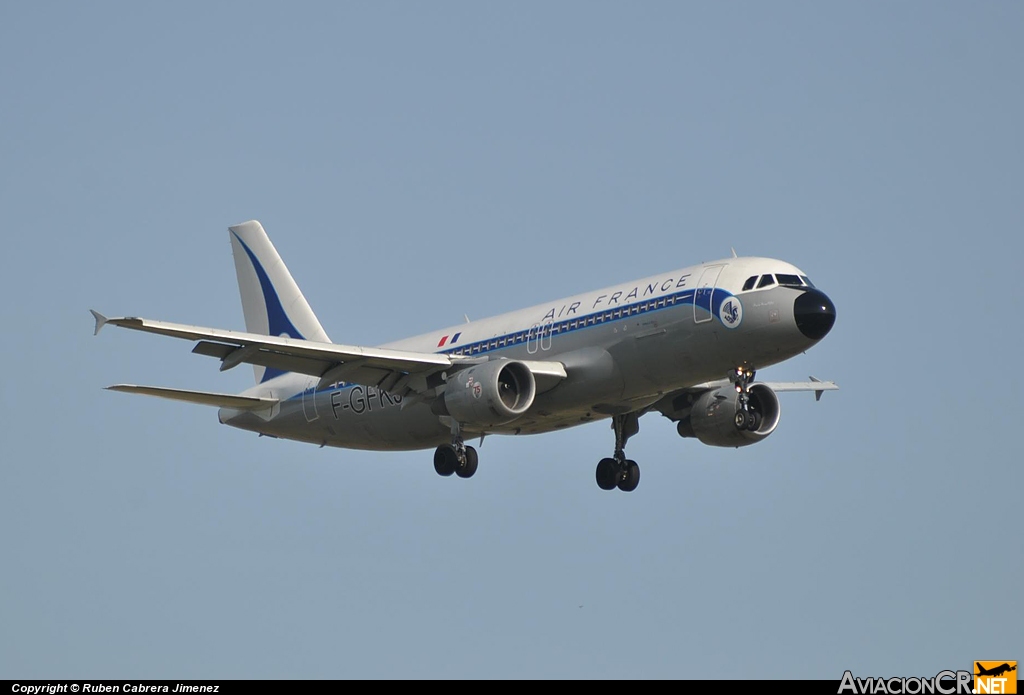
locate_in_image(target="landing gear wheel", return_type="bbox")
[595,412,643,491]
[433,444,458,477]
[617,460,640,492]
[456,446,479,478]
[596,458,620,491]
[731,366,758,429]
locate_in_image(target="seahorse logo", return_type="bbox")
[719,297,742,328]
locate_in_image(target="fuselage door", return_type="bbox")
[526,324,540,354]
[302,379,319,422]
[540,320,553,351]
[694,264,725,323]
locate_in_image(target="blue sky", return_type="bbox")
[1,2,1021,679]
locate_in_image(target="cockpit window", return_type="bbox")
[800,275,815,288]
[757,274,776,289]
[776,273,803,287]
[742,276,758,291]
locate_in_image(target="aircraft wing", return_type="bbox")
[654,376,839,420]
[757,377,838,401]
[684,376,839,400]
[91,311,566,395]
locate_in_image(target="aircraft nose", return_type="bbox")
[794,288,836,341]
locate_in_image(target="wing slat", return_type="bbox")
[108,316,452,373]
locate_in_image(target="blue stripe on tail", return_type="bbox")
[232,231,305,382]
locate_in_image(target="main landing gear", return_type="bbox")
[434,429,478,479]
[595,412,641,492]
[731,366,762,431]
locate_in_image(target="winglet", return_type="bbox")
[809,375,825,401]
[90,309,108,336]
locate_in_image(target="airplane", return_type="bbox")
[92,220,838,492]
[976,664,1016,678]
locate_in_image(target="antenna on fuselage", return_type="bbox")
[731,247,738,258]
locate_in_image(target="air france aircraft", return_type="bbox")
[92,220,837,492]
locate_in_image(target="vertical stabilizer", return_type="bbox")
[228,220,330,383]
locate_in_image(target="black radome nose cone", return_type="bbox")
[794,289,836,341]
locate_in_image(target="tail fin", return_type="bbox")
[228,220,330,383]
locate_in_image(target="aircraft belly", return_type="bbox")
[225,388,448,451]
[316,387,447,450]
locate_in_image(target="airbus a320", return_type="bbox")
[92,220,838,492]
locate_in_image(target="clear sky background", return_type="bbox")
[2,2,1021,680]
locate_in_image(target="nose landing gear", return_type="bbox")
[731,366,762,431]
[595,412,641,492]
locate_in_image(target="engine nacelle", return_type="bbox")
[443,360,537,427]
[676,383,781,447]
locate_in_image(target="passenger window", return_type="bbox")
[757,275,776,289]
[776,274,803,287]
[742,276,758,291]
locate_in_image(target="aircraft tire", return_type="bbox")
[734,410,749,430]
[748,411,762,431]
[456,446,479,478]
[596,458,620,490]
[434,445,457,477]
[617,460,640,492]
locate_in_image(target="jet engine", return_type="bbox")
[443,360,537,427]
[675,383,781,447]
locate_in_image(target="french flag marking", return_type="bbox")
[437,332,462,348]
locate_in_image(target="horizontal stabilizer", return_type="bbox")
[105,384,279,410]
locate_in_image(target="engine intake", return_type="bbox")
[676,383,781,447]
[444,360,537,427]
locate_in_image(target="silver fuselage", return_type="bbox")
[220,256,827,450]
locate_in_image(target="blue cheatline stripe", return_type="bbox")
[284,287,738,399]
[232,232,306,382]
[438,287,735,358]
